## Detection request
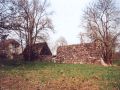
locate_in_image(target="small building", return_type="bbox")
[23,42,52,61]
[56,43,101,64]
[0,39,20,59]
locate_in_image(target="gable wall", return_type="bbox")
[56,43,101,64]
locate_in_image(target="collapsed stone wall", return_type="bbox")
[56,43,101,64]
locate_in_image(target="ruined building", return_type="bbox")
[0,39,20,59]
[56,42,102,64]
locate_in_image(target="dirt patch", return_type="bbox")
[0,76,41,90]
[0,76,99,90]
[42,76,99,90]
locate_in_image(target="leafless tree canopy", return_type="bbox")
[51,37,67,55]
[0,0,53,60]
[56,36,67,47]
[0,0,13,38]
[10,0,53,44]
[83,0,120,64]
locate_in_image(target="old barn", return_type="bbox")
[23,42,52,61]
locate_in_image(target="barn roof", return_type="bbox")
[32,42,48,49]
[23,42,52,55]
[34,42,52,55]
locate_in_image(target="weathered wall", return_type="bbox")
[56,43,101,64]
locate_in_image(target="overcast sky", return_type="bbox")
[49,0,94,45]
[49,0,120,45]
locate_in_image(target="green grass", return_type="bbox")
[0,60,120,90]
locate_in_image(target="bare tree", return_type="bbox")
[56,36,67,47]
[83,0,120,65]
[52,36,67,55]
[0,0,13,38]
[79,32,88,44]
[0,0,53,60]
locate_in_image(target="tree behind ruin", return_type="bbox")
[82,0,120,65]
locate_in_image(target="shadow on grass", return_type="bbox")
[0,59,55,70]
[0,59,23,66]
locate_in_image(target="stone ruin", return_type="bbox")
[56,43,102,64]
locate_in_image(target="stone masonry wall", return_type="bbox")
[56,43,101,64]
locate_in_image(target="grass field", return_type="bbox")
[0,60,120,90]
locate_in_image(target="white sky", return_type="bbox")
[49,0,94,45]
[49,0,120,45]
